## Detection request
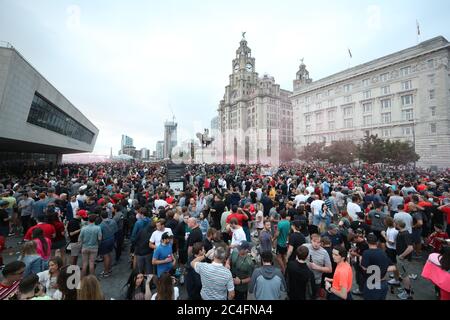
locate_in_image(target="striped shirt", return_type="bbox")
[194,262,234,300]
[0,281,20,300]
[302,243,332,284]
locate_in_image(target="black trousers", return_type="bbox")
[234,291,248,300]
[21,215,32,235]
[115,230,124,262]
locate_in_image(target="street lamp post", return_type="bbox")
[409,119,416,170]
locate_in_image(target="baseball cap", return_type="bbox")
[161,232,173,240]
[77,210,88,219]
[237,241,253,251]
[328,224,338,230]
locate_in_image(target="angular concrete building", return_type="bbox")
[0,42,98,168]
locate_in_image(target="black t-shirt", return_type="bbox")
[0,209,9,227]
[165,218,178,233]
[288,232,306,261]
[355,241,369,264]
[396,230,413,259]
[212,201,226,215]
[203,238,213,253]
[67,218,81,243]
[350,221,372,235]
[293,215,309,237]
[286,260,314,300]
[187,226,203,248]
[361,248,391,280]
[287,208,297,220]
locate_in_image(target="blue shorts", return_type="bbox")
[98,237,115,255]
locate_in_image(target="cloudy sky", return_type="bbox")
[1,0,449,155]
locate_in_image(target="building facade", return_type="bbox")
[0,42,98,170]
[121,135,134,150]
[217,36,293,165]
[291,36,450,168]
[156,140,164,160]
[164,120,177,159]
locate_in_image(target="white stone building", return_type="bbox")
[291,36,450,168]
[217,36,293,165]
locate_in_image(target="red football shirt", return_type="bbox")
[24,223,56,241]
[440,206,450,224]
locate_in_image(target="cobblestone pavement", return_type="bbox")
[1,235,437,300]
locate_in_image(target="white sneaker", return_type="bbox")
[179,274,185,285]
[388,279,401,285]
[397,291,413,300]
[408,274,418,280]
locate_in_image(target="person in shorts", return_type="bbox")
[392,220,414,300]
[67,210,87,266]
[79,215,102,276]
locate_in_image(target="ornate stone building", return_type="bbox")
[217,36,293,165]
[291,36,450,168]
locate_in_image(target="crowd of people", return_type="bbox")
[0,161,449,300]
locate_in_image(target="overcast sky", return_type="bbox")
[1,0,450,155]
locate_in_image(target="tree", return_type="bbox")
[323,140,357,164]
[298,142,326,162]
[384,140,420,166]
[357,134,385,164]
[280,145,296,163]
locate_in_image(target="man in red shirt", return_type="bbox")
[23,215,56,241]
[226,205,248,227]
[438,203,450,236]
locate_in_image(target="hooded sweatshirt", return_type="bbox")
[249,265,286,300]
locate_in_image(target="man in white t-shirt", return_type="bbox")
[347,195,362,221]
[154,198,168,211]
[310,194,324,216]
[294,190,309,208]
[149,219,173,249]
[228,218,247,249]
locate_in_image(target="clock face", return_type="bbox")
[246,63,252,71]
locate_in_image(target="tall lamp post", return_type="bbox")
[409,118,416,170]
[196,129,214,164]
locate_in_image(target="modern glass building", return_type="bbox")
[0,42,98,171]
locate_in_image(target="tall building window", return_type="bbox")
[362,79,370,87]
[27,92,95,144]
[381,99,391,110]
[327,110,336,120]
[400,66,411,76]
[343,106,353,117]
[430,106,436,117]
[316,112,323,122]
[363,102,372,113]
[401,80,412,91]
[381,86,390,95]
[328,121,335,130]
[344,84,353,93]
[402,109,414,121]
[328,89,334,96]
[430,123,437,134]
[305,115,311,123]
[317,92,323,100]
[430,145,437,156]
[401,94,414,106]
[380,73,389,82]
[363,115,372,126]
[402,126,412,136]
[305,125,311,133]
[363,90,371,99]
[381,112,391,124]
[328,99,334,107]
[427,59,435,68]
[344,95,352,103]
[429,89,435,100]
[317,102,322,109]
[344,118,353,128]
[382,129,391,137]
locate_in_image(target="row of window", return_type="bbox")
[27,93,95,144]
[305,119,437,134]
